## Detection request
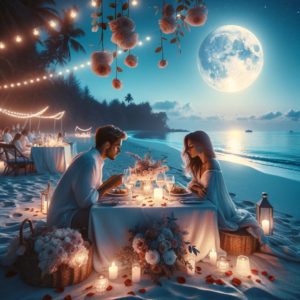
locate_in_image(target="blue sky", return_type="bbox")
[58,0,300,130]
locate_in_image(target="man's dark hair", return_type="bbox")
[95,125,127,149]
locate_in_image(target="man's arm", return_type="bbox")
[97,174,123,198]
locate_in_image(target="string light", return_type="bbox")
[33,28,40,36]
[15,35,22,43]
[0,106,49,119]
[145,36,151,41]
[0,42,5,49]
[49,20,58,29]
[39,111,65,120]
[131,0,138,6]
[75,126,92,132]
[138,41,143,46]
[91,0,97,7]
[70,9,78,19]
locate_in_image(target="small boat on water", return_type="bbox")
[245,129,253,133]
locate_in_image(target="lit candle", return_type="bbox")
[143,183,152,194]
[236,255,251,277]
[41,192,49,214]
[153,187,163,204]
[217,256,230,272]
[186,255,196,276]
[261,219,270,235]
[95,275,109,292]
[209,248,217,265]
[75,252,87,267]
[108,261,118,280]
[132,262,141,283]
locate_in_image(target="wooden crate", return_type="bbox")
[220,228,258,256]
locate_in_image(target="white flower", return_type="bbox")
[161,228,174,239]
[163,250,177,265]
[145,250,160,265]
[132,234,145,253]
[64,237,71,243]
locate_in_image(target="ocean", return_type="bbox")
[128,130,300,182]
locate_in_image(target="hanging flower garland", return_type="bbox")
[90,0,208,88]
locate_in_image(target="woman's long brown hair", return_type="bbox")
[182,131,216,178]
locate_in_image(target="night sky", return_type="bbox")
[57,0,300,130]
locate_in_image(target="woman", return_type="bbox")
[11,133,31,158]
[182,131,261,234]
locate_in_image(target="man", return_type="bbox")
[3,127,13,144]
[47,125,127,234]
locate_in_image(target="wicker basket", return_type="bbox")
[220,228,258,256]
[16,219,93,288]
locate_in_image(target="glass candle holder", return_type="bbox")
[209,248,217,265]
[95,275,109,293]
[236,255,251,277]
[132,262,141,283]
[217,256,230,273]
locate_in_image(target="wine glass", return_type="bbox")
[165,175,175,201]
[123,168,133,204]
[156,173,165,188]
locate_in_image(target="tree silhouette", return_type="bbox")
[124,93,134,105]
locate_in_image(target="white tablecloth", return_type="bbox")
[31,144,72,173]
[89,198,220,272]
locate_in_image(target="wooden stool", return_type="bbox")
[220,228,258,256]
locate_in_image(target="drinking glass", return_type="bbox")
[156,173,165,188]
[165,175,175,201]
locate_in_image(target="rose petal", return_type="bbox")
[128,291,135,295]
[268,275,275,282]
[247,275,252,279]
[86,292,95,297]
[42,295,52,300]
[124,278,132,286]
[84,285,93,291]
[177,276,186,284]
[5,270,18,277]
[106,285,113,291]
[206,277,215,284]
[256,279,261,283]
[216,279,225,285]
[196,266,202,271]
[205,274,213,279]
[55,287,64,293]
[232,277,242,287]
[262,271,268,276]
[139,288,146,293]
[64,295,72,300]
[122,274,128,278]
[251,269,259,275]
[225,270,233,277]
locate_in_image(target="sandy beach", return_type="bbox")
[0,137,300,299]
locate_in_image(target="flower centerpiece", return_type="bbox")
[127,152,169,181]
[117,213,200,284]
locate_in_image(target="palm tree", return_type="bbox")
[124,93,134,104]
[42,9,85,66]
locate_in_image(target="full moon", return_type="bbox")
[198,25,263,93]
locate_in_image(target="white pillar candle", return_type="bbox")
[108,261,118,280]
[153,187,164,204]
[132,262,141,283]
[143,183,152,194]
[41,192,49,214]
[209,248,217,265]
[95,275,109,292]
[217,256,230,272]
[236,255,251,277]
[186,255,196,276]
[262,219,270,235]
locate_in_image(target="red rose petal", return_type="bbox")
[262,271,268,276]
[206,277,215,284]
[205,274,213,279]
[55,287,64,293]
[177,276,186,284]
[84,285,93,291]
[124,279,132,286]
[139,288,146,293]
[42,295,52,300]
[5,270,18,278]
[161,203,167,207]
[256,279,261,283]
[232,277,242,286]
[128,291,135,295]
[196,266,202,271]
[142,204,146,206]
[225,271,233,277]
[216,279,225,285]
[64,295,72,300]
[247,275,252,279]
[106,285,113,291]
[122,274,128,278]
[86,292,95,297]
[268,275,275,282]
[251,269,259,275]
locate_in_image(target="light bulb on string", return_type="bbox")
[0,42,5,49]
[15,35,22,43]
[49,20,57,29]
[145,36,151,41]
[33,28,40,36]
[131,0,138,6]
[70,9,78,19]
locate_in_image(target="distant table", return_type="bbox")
[89,197,220,272]
[31,144,72,173]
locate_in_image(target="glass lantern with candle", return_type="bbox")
[216,256,230,273]
[95,275,109,292]
[256,192,273,235]
[235,255,251,277]
[40,191,50,214]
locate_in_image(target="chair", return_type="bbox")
[0,142,34,176]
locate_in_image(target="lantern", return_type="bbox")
[40,182,52,215]
[256,192,273,235]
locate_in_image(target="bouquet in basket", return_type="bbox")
[127,152,169,181]
[34,228,89,275]
[117,213,200,284]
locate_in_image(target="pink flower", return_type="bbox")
[145,250,160,265]
[112,78,122,89]
[159,16,176,34]
[158,59,168,68]
[185,6,207,27]
[124,54,138,68]
[109,16,135,33]
[163,4,175,17]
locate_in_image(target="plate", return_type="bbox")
[170,186,192,197]
[106,188,128,197]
